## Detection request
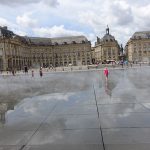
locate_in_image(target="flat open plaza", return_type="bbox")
[0,67,150,150]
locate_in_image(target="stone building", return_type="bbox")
[0,26,91,71]
[0,27,32,71]
[94,26,120,63]
[125,31,150,62]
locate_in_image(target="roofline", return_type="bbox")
[134,31,150,33]
[51,35,86,38]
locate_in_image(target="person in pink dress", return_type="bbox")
[104,68,109,80]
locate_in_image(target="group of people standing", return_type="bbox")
[31,67,43,77]
[25,66,43,77]
[11,65,109,79]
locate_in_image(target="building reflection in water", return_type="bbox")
[0,102,15,125]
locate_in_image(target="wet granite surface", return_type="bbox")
[0,67,150,150]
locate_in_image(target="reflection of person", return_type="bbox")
[105,79,109,94]
[105,80,112,97]
[104,68,109,80]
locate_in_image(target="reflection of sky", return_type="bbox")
[95,68,150,125]
[29,128,64,145]
[0,72,95,102]
[0,68,150,145]
[0,92,77,131]
[7,92,74,117]
[97,68,150,103]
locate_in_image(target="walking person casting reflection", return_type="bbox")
[104,67,109,81]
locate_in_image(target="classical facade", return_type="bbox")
[125,31,150,62]
[91,47,95,64]
[0,26,91,71]
[94,26,120,63]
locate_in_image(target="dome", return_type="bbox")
[101,26,115,42]
[101,34,115,42]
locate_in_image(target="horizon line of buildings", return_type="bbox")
[0,26,150,71]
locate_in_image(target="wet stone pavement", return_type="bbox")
[0,67,150,150]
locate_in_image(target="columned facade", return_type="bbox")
[0,26,91,71]
[94,27,120,63]
[0,35,31,71]
[126,31,150,62]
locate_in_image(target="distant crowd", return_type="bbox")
[0,61,149,77]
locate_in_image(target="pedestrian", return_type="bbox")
[39,67,43,77]
[121,60,123,68]
[24,65,28,74]
[12,69,15,76]
[32,70,34,77]
[104,67,109,80]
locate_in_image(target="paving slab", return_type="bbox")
[24,144,103,150]
[103,128,150,144]
[105,144,150,150]
[98,103,149,114]
[28,129,102,145]
[100,113,150,128]
[51,104,97,115]
[0,146,25,150]
[0,129,33,146]
[41,114,100,129]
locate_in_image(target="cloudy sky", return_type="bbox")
[0,0,150,46]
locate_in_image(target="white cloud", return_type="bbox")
[132,4,150,29]
[1,0,150,46]
[0,0,59,7]
[53,0,150,45]
[110,1,133,26]
[0,17,10,26]
[42,0,59,7]
[14,30,27,36]
[33,25,84,37]
[0,17,28,36]
[16,12,38,28]
[32,25,95,45]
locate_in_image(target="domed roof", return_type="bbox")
[101,26,115,42]
[102,34,115,42]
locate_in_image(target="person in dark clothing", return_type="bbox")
[39,67,43,77]
[24,66,28,74]
[12,69,15,76]
[32,70,34,77]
